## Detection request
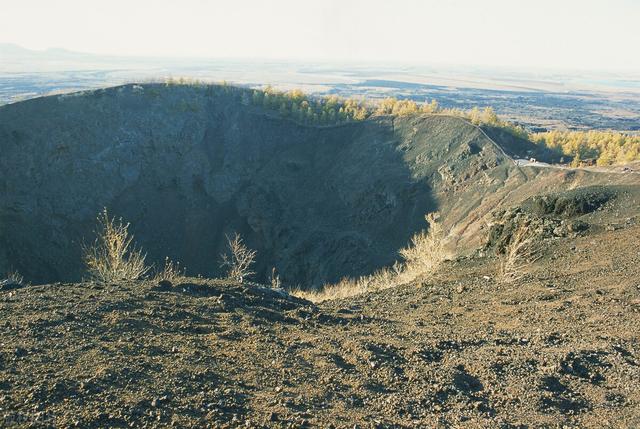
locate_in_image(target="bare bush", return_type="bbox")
[1,270,24,287]
[498,223,542,282]
[292,213,448,302]
[270,267,281,289]
[83,208,150,283]
[220,233,256,283]
[153,257,186,283]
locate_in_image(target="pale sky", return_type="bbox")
[2,0,640,71]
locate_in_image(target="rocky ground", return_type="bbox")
[1,221,639,428]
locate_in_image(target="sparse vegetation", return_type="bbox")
[220,233,257,283]
[83,208,150,283]
[437,105,530,139]
[294,213,448,302]
[4,223,640,428]
[398,213,446,274]
[1,270,24,286]
[270,267,281,289]
[153,257,186,284]
[498,222,542,283]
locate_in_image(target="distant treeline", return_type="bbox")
[530,130,640,166]
[251,87,369,124]
[246,84,529,138]
[161,79,640,166]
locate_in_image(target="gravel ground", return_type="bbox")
[1,225,639,428]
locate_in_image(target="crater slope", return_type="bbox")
[0,83,513,285]
[1,83,639,288]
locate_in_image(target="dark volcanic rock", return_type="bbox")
[0,84,506,286]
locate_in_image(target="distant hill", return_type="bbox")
[0,43,127,72]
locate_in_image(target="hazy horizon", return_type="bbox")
[2,0,640,73]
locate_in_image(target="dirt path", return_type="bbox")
[514,158,639,175]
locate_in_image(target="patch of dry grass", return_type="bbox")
[153,257,186,284]
[293,213,448,302]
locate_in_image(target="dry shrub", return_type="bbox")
[153,257,186,283]
[83,208,150,283]
[1,270,24,286]
[270,267,281,289]
[398,213,445,279]
[498,222,542,282]
[293,213,447,302]
[220,233,256,283]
